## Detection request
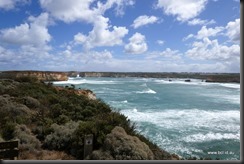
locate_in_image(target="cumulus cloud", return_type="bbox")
[124,33,148,54]
[74,33,87,45]
[82,16,128,50]
[195,26,224,39]
[183,18,240,72]
[226,18,240,43]
[185,37,240,72]
[0,13,51,46]
[131,15,159,29]
[183,18,240,42]
[39,0,96,23]
[97,0,135,16]
[186,37,240,61]
[156,0,208,22]
[0,0,29,10]
[39,0,134,23]
[0,13,52,69]
[183,26,224,41]
[40,0,129,50]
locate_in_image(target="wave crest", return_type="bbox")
[136,88,156,94]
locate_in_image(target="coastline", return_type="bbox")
[0,71,240,83]
[0,76,181,160]
[0,71,240,160]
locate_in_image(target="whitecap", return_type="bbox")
[219,83,240,89]
[183,132,240,143]
[135,88,156,94]
[53,79,119,85]
[120,108,240,132]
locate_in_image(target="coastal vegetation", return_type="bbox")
[0,76,179,160]
[0,72,233,160]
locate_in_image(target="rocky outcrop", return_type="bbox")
[74,89,96,100]
[89,126,154,160]
[0,71,68,81]
[54,86,96,100]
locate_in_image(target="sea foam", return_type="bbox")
[135,88,157,94]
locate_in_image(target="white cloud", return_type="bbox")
[131,15,159,29]
[0,0,29,10]
[0,13,51,46]
[147,48,182,61]
[0,46,15,63]
[0,13,52,68]
[40,0,129,50]
[40,0,134,23]
[39,0,96,23]
[58,48,113,67]
[184,18,239,42]
[156,0,208,22]
[183,34,194,41]
[195,26,224,39]
[88,50,113,63]
[183,26,224,41]
[187,18,216,26]
[124,32,148,54]
[160,48,181,58]
[79,16,128,50]
[186,37,240,61]
[74,33,87,45]
[157,40,164,45]
[97,0,135,16]
[226,18,240,43]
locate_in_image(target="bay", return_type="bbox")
[53,77,240,160]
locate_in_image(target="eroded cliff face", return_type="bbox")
[0,71,68,81]
[84,72,103,77]
[54,86,96,100]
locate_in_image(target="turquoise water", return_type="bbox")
[53,77,240,160]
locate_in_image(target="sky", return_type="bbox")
[0,0,240,72]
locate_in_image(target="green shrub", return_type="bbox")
[23,96,41,109]
[14,124,41,151]
[2,122,16,140]
[15,76,38,83]
[43,121,80,151]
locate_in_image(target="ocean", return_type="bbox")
[53,77,240,160]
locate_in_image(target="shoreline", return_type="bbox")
[0,71,240,83]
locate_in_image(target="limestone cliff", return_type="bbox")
[0,71,68,81]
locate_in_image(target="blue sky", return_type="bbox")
[0,0,240,72]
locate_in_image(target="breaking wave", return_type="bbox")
[135,88,156,94]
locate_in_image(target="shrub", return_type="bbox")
[43,121,80,151]
[15,76,38,83]
[14,124,41,151]
[2,122,16,140]
[23,96,40,109]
